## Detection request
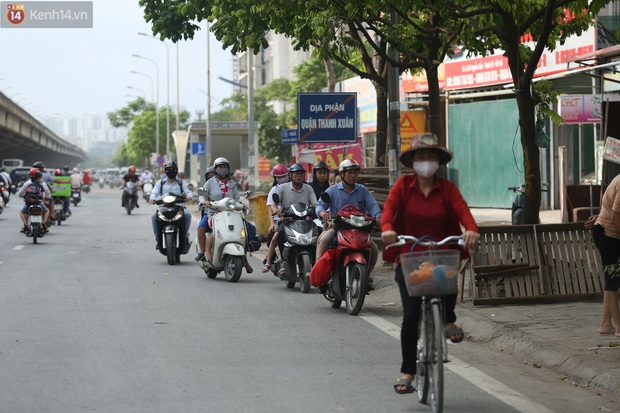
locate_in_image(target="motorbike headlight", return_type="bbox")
[173,209,184,221]
[225,198,237,210]
[162,194,176,204]
[157,210,169,221]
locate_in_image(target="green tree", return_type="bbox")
[108,98,190,166]
[459,0,611,223]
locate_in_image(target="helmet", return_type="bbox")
[313,161,329,172]
[29,167,39,178]
[32,171,42,181]
[288,163,306,173]
[73,167,79,174]
[32,161,45,171]
[338,159,361,173]
[272,164,288,177]
[213,157,230,168]
[204,166,216,181]
[128,165,136,174]
[164,161,177,170]
[54,169,63,176]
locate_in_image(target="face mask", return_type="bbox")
[413,161,439,178]
[216,167,229,178]
[166,170,177,179]
[276,176,289,185]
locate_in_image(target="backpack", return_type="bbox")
[244,219,261,252]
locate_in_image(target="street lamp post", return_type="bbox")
[126,86,146,100]
[138,32,170,161]
[132,53,160,157]
[130,70,154,101]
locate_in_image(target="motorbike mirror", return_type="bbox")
[320,192,331,204]
[244,190,252,198]
[197,188,207,197]
[187,183,195,191]
[272,193,280,205]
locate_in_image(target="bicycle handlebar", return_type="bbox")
[385,235,464,250]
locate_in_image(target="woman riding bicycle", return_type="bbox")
[380,133,480,394]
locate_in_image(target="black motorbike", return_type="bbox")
[53,196,68,225]
[122,181,139,215]
[24,194,45,244]
[154,193,191,265]
[71,186,81,206]
[508,184,525,225]
[269,194,319,293]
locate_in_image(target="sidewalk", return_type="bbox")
[365,208,620,398]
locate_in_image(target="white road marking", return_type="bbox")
[13,245,25,250]
[360,312,555,413]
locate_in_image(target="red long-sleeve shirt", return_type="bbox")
[381,175,479,261]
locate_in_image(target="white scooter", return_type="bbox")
[143,179,154,202]
[197,189,251,283]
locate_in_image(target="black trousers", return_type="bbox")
[395,264,457,375]
[592,225,620,291]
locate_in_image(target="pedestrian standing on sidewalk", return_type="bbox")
[585,172,620,337]
[380,133,480,395]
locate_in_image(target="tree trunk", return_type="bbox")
[517,84,542,224]
[324,58,336,93]
[426,65,442,138]
[374,83,388,166]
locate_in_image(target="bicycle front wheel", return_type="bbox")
[417,302,430,403]
[428,300,444,413]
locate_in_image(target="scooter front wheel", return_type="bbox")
[297,254,312,294]
[224,255,243,282]
[165,233,176,265]
[345,262,367,315]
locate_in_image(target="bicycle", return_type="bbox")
[386,235,464,413]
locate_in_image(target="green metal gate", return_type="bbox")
[448,99,523,207]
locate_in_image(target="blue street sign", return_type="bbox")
[297,92,357,143]
[192,142,205,156]
[281,129,298,145]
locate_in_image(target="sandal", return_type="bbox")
[394,377,415,394]
[445,325,464,343]
[262,263,271,273]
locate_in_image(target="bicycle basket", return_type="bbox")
[399,250,460,297]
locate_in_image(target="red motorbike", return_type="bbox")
[316,193,376,315]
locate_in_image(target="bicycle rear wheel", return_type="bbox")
[428,300,444,413]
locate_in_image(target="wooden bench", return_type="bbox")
[468,223,604,305]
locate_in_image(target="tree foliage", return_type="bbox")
[108,98,190,167]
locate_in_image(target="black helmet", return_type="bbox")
[313,161,329,171]
[204,166,216,181]
[164,161,177,170]
[288,163,306,173]
[33,161,45,171]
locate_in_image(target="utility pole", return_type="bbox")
[387,8,401,187]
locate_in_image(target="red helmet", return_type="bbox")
[128,165,136,174]
[272,164,288,177]
[55,169,63,176]
[29,167,39,178]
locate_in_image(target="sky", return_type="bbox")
[0,0,234,122]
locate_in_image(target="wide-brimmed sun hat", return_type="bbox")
[399,133,453,167]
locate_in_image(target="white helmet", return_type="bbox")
[338,159,361,173]
[213,157,230,168]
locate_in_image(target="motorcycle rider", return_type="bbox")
[261,164,289,273]
[198,167,217,218]
[273,163,317,276]
[309,161,330,199]
[149,161,193,249]
[82,170,92,191]
[315,159,382,283]
[140,167,154,191]
[18,169,51,232]
[121,165,141,208]
[71,167,84,190]
[33,162,57,224]
[0,167,10,204]
[195,157,253,273]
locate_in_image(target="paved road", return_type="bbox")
[0,189,614,412]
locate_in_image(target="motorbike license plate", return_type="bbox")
[72,193,80,198]
[30,215,42,223]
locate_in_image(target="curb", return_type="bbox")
[456,306,620,395]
